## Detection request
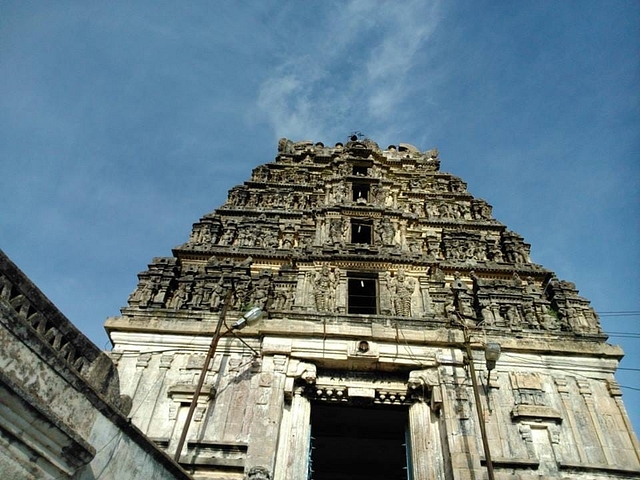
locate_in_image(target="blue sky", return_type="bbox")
[1,1,638,429]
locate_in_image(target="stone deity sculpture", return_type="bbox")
[388,270,415,316]
[309,265,339,312]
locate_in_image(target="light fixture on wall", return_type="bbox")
[483,342,501,413]
[232,306,264,330]
[484,342,501,379]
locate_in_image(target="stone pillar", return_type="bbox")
[577,379,614,465]
[554,376,587,463]
[440,368,482,479]
[608,379,640,466]
[407,368,446,479]
[409,401,444,480]
[245,354,289,475]
[140,353,174,435]
[274,389,311,480]
[293,271,307,311]
[128,353,152,424]
[419,276,432,315]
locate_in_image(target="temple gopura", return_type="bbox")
[106,137,640,480]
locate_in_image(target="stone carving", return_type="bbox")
[128,276,163,307]
[327,217,346,246]
[218,224,237,246]
[487,238,504,262]
[308,265,340,312]
[471,199,493,220]
[272,284,295,310]
[479,300,498,326]
[279,223,298,249]
[408,369,442,407]
[287,360,317,385]
[250,271,272,310]
[522,301,542,329]
[376,217,396,246]
[503,231,531,264]
[129,137,602,344]
[505,304,523,329]
[547,278,602,334]
[188,280,205,309]
[386,270,416,316]
[189,222,219,245]
[277,138,294,154]
[206,277,225,311]
[510,372,547,406]
[168,282,190,309]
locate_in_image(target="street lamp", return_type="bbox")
[173,290,264,463]
[483,342,501,414]
[232,306,264,330]
[451,299,501,480]
[484,342,501,379]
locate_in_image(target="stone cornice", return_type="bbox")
[105,314,622,361]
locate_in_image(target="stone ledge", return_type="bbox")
[511,404,563,423]
[481,457,539,469]
[181,440,247,468]
[559,461,640,476]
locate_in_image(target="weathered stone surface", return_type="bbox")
[107,138,640,479]
[0,249,190,480]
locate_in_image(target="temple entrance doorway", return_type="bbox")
[310,402,410,480]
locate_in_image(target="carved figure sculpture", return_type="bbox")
[168,283,189,309]
[273,286,294,310]
[333,183,346,204]
[309,265,339,312]
[218,227,236,246]
[327,218,345,245]
[251,274,271,310]
[523,302,541,329]
[189,281,203,309]
[388,270,415,316]
[479,300,495,326]
[133,278,158,307]
[505,305,521,329]
[489,240,504,263]
[377,218,395,245]
[208,277,225,311]
[277,138,294,154]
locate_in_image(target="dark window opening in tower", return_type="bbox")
[347,272,377,314]
[352,183,369,203]
[310,403,409,480]
[351,219,372,244]
[353,165,368,176]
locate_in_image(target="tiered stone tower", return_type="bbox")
[106,138,639,480]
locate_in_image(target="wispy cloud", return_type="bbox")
[257,0,442,143]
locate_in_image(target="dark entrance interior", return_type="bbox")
[350,218,372,244]
[310,403,408,480]
[347,273,377,314]
[352,182,370,202]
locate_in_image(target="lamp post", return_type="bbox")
[173,289,264,463]
[460,324,497,480]
[451,279,502,480]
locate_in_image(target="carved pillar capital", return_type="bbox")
[408,368,442,409]
[284,359,316,399]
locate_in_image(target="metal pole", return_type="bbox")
[174,288,234,463]
[463,327,496,480]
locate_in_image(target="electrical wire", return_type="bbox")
[599,311,640,315]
